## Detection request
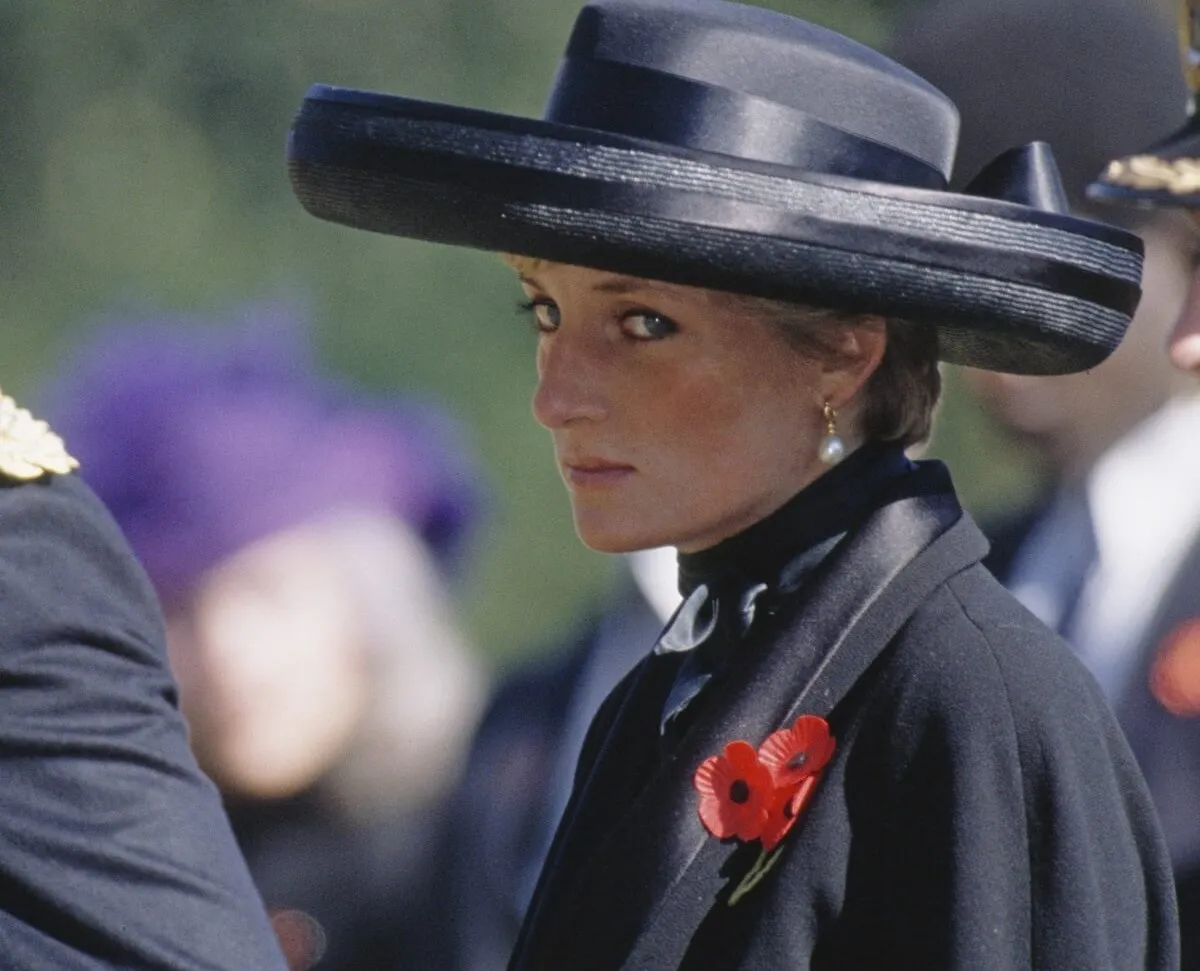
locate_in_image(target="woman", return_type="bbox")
[287,0,1177,967]
[43,310,487,971]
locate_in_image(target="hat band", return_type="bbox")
[543,56,949,190]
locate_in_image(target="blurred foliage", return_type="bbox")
[2,0,1026,669]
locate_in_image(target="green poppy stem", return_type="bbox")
[727,845,784,906]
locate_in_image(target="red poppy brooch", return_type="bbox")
[693,714,835,905]
[1150,618,1200,717]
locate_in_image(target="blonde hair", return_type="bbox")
[501,253,547,276]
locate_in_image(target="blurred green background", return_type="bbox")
[1,0,1041,667]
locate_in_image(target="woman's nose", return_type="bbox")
[531,332,608,429]
[1169,270,1200,375]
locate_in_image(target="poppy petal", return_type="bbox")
[761,772,820,851]
[759,715,835,788]
[693,754,724,797]
[693,740,774,841]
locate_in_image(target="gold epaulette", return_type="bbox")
[1100,154,1200,196]
[0,389,79,481]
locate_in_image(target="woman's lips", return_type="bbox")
[562,460,635,487]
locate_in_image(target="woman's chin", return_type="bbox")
[574,530,653,555]
[572,517,670,555]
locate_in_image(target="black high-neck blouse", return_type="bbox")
[657,442,914,737]
[676,442,914,599]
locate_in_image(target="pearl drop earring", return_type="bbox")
[818,401,845,466]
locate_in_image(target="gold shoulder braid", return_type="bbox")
[0,389,79,481]
[1101,154,1200,195]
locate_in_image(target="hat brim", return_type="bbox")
[289,85,1143,375]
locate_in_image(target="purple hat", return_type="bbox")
[42,303,487,600]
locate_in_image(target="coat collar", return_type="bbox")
[509,461,989,971]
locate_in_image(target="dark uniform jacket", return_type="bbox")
[508,462,1178,971]
[0,471,288,970]
[988,502,1200,970]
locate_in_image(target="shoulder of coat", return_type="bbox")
[0,388,79,483]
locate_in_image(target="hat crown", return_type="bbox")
[548,0,959,182]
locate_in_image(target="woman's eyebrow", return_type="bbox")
[518,271,686,297]
[592,276,685,298]
[591,277,641,294]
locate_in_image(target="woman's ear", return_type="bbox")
[819,315,887,409]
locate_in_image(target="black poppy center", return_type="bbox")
[729,779,751,804]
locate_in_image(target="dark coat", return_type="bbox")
[509,464,1178,971]
[988,503,1200,969]
[0,472,287,970]
[437,581,666,971]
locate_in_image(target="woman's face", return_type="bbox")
[522,262,835,554]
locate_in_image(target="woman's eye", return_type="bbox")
[518,299,561,333]
[622,312,677,341]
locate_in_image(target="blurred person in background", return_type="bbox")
[42,305,488,971]
[1090,0,1200,377]
[892,0,1200,966]
[1085,1,1200,963]
[435,546,679,971]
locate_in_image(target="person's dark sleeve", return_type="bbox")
[835,578,1178,971]
[0,474,289,971]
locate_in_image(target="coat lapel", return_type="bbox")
[516,465,989,971]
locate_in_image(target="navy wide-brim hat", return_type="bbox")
[288,0,1144,376]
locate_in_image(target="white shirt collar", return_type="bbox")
[1070,391,1200,699]
[1086,391,1200,579]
